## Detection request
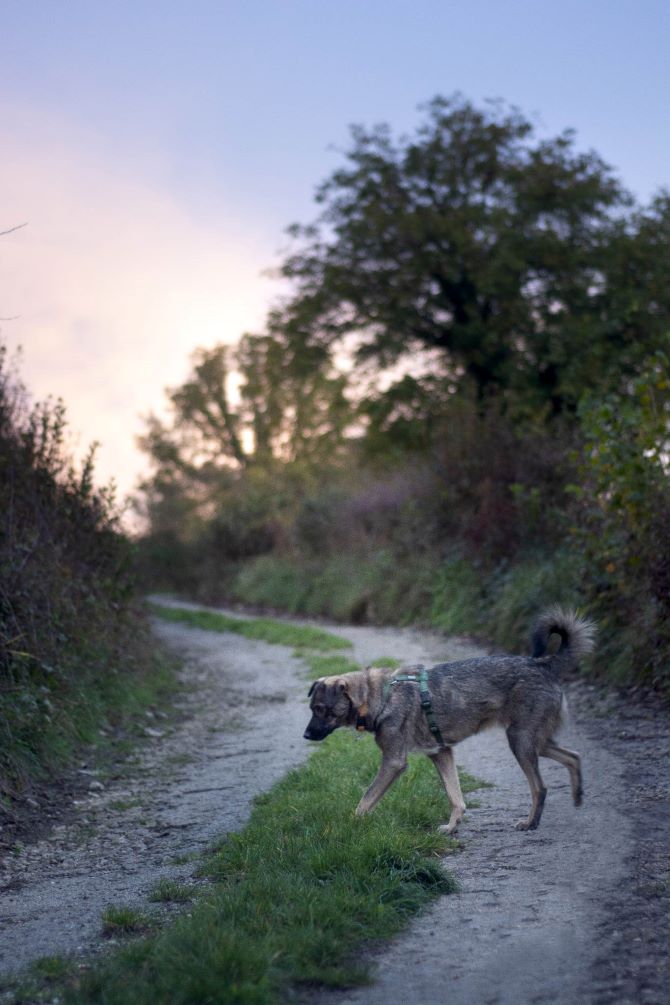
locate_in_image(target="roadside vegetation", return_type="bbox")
[0,347,174,807]
[136,95,670,694]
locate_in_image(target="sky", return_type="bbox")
[1,0,669,507]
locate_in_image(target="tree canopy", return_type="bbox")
[277,95,668,416]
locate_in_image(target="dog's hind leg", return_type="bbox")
[506,727,547,831]
[430,747,466,834]
[355,754,407,816]
[541,740,583,807]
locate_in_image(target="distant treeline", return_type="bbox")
[0,348,171,800]
[137,96,670,692]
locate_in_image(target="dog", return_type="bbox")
[303,607,596,832]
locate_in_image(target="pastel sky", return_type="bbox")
[2,0,669,506]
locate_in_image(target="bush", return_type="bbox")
[570,350,670,687]
[0,347,172,797]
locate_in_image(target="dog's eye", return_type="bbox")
[313,703,326,716]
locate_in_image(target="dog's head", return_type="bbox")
[303,676,356,741]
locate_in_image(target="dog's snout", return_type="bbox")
[304,719,329,741]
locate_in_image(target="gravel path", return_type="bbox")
[311,675,670,1005]
[0,602,469,982]
[1,603,668,1004]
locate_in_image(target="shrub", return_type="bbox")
[571,349,670,687]
[0,346,172,797]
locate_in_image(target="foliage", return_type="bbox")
[0,346,173,798]
[136,336,354,589]
[236,332,351,466]
[277,94,661,414]
[570,349,670,684]
[230,548,584,660]
[139,337,351,480]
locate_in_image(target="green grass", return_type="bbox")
[232,551,436,625]
[230,549,593,664]
[304,653,360,678]
[148,879,193,904]
[30,955,72,981]
[67,728,481,1005]
[101,905,152,937]
[1,618,178,802]
[1,954,77,1004]
[150,602,351,652]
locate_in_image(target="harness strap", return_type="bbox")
[383,668,446,747]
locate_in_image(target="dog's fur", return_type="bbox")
[304,607,596,832]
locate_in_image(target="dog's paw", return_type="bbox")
[574,790,583,808]
[515,819,533,831]
[438,818,462,835]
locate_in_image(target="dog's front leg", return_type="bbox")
[355,754,407,816]
[430,747,467,834]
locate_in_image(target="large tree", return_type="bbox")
[278,95,637,415]
[137,335,353,537]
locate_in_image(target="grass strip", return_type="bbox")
[150,602,351,652]
[303,653,361,678]
[67,730,480,1004]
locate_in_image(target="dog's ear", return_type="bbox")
[307,679,321,698]
[336,674,366,706]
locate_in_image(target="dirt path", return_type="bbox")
[1,603,668,1004]
[0,602,468,981]
[315,682,670,1005]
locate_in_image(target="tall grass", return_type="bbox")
[231,548,587,659]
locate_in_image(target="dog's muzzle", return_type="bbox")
[303,721,332,741]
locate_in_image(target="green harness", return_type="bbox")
[382,667,446,748]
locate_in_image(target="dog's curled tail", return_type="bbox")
[531,606,597,669]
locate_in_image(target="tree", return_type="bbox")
[278,95,632,415]
[137,335,353,544]
[592,193,670,385]
[140,334,351,470]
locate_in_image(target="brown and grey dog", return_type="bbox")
[304,607,596,832]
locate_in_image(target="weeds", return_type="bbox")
[101,905,151,937]
[148,879,193,904]
[30,955,72,981]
